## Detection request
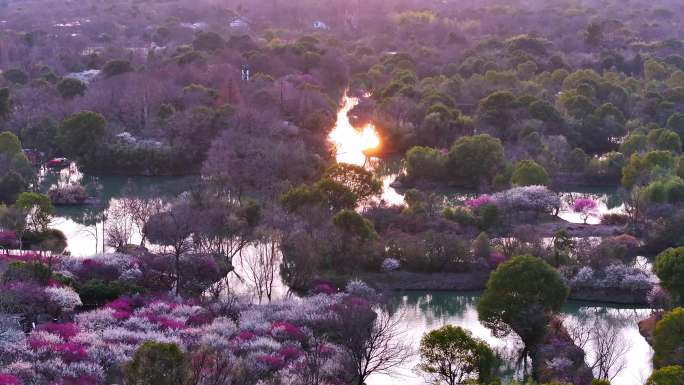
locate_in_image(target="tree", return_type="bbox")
[477,256,568,365]
[405,146,446,181]
[56,77,86,99]
[145,203,196,296]
[655,247,684,304]
[646,365,684,385]
[14,192,54,233]
[0,88,10,120]
[2,68,28,85]
[124,341,187,385]
[0,171,26,204]
[57,111,106,164]
[511,160,550,186]
[337,306,411,385]
[622,151,677,188]
[102,59,133,77]
[192,31,225,52]
[653,308,684,369]
[648,128,682,153]
[418,325,496,385]
[323,163,382,204]
[447,134,505,189]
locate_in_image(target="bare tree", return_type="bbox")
[338,308,412,385]
[565,313,631,381]
[145,203,195,296]
[238,228,281,303]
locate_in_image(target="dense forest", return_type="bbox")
[1,0,684,384]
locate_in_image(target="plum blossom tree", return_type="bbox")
[572,198,598,224]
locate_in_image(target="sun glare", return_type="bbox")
[329,95,381,166]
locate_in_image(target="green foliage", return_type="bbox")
[102,59,133,77]
[314,178,358,211]
[57,111,106,164]
[333,209,378,241]
[15,192,54,233]
[419,325,496,385]
[656,247,684,305]
[3,68,28,85]
[653,308,684,368]
[0,171,27,204]
[405,146,446,181]
[641,176,684,204]
[477,255,568,350]
[667,112,684,139]
[2,261,53,285]
[648,128,682,153]
[56,77,86,99]
[20,119,58,156]
[472,232,491,259]
[510,159,550,186]
[0,131,23,155]
[323,163,382,203]
[622,151,677,188]
[280,185,324,212]
[124,341,188,385]
[78,280,144,307]
[192,31,225,52]
[646,365,684,385]
[447,134,505,189]
[0,88,10,119]
[620,132,647,156]
[590,380,611,385]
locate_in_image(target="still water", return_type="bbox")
[330,95,652,385]
[368,292,653,385]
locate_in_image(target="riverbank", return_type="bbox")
[325,270,650,305]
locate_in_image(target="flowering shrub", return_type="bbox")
[58,253,140,283]
[0,293,360,385]
[0,374,20,385]
[345,279,376,299]
[491,185,560,214]
[465,195,493,209]
[44,286,82,312]
[570,264,655,293]
[571,198,598,223]
[381,257,401,272]
[47,184,87,205]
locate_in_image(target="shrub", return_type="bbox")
[381,258,401,272]
[124,341,188,385]
[491,185,560,214]
[653,308,684,368]
[405,146,446,181]
[510,159,550,186]
[47,184,87,205]
[646,365,684,385]
[655,247,684,304]
[447,134,505,188]
[345,279,376,299]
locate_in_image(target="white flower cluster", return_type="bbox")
[44,286,82,312]
[345,280,376,299]
[492,185,561,213]
[571,264,655,292]
[381,258,401,272]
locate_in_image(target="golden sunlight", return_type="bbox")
[329,95,381,166]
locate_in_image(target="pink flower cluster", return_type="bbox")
[571,198,598,213]
[465,195,494,209]
[0,374,20,385]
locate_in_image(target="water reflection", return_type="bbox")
[368,292,652,385]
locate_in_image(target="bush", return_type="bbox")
[642,176,684,204]
[510,159,550,186]
[491,185,560,215]
[77,279,144,307]
[653,308,684,368]
[102,59,133,77]
[405,146,446,181]
[124,341,188,385]
[655,247,684,304]
[447,134,505,188]
[47,184,87,205]
[646,365,684,385]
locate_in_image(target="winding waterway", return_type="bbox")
[329,94,653,385]
[40,94,654,384]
